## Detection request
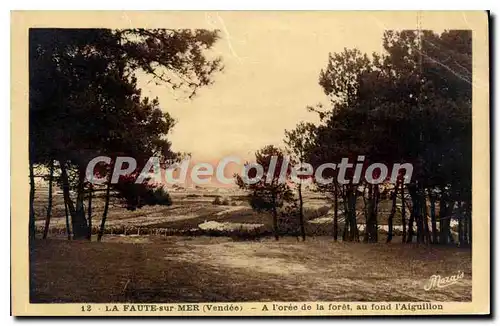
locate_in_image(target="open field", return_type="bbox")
[34,185,449,239]
[31,185,471,303]
[34,186,332,236]
[30,237,472,303]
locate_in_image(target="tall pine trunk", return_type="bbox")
[342,186,352,241]
[365,185,379,243]
[29,160,36,241]
[419,187,431,244]
[386,182,398,243]
[64,198,71,240]
[422,194,431,244]
[409,185,424,244]
[439,194,448,245]
[407,211,415,243]
[363,185,370,243]
[271,190,279,240]
[458,213,464,246]
[462,200,469,246]
[75,168,86,237]
[43,160,54,239]
[466,199,472,246]
[401,182,406,243]
[373,185,379,243]
[406,186,415,243]
[333,183,338,241]
[97,178,111,242]
[458,201,467,247]
[59,161,89,239]
[298,183,306,241]
[87,186,93,240]
[347,186,359,242]
[272,206,279,241]
[341,186,349,240]
[447,202,456,245]
[429,191,438,244]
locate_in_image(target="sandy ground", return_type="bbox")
[30,236,471,303]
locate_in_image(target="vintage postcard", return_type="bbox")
[11,11,490,316]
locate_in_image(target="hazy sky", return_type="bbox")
[139,12,391,163]
[135,11,471,166]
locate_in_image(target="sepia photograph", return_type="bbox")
[11,11,489,316]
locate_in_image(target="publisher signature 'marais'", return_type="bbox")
[424,271,465,291]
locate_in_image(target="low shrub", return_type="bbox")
[212,196,231,206]
[146,187,173,206]
[212,196,223,205]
